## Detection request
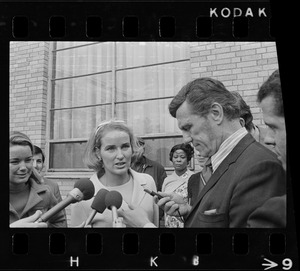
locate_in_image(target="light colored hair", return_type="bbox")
[9,131,42,184]
[83,120,138,172]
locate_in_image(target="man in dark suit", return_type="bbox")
[158,77,285,228]
[247,69,286,227]
[118,76,286,228]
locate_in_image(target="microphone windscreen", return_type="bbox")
[105,190,123,210]
[91,189,109,213]
[74,178,95,200]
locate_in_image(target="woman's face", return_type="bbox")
[172,149,188,172]
[98,130,133,176]
[33,153,44,174]
[10,145,33,186]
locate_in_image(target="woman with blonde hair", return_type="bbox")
[70,120,159,227]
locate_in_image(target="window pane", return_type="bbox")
[52,73,113,109]
[51,105,112,140]
[142,137,187,168]
[54,42,113,78]
[50,142,87,169]
[116,61,191,102]
[116,42,190,69]
[115,99,181,136]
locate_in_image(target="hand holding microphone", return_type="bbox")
[36,178,95,223]
[104,190,124,228]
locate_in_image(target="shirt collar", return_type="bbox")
[211,127,248,171]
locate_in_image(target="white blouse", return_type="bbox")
[70,169,159,228]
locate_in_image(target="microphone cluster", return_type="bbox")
[35,177,124,227]
[85,189,124,227]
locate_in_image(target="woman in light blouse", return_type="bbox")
[70,120,159,227]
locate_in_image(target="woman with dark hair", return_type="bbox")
[9,131,66,227]
[162,143,194,228]
[33,145,67,226]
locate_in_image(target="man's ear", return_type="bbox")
[239,118,245,127]
[210,102,223,124]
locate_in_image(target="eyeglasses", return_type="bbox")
[95,119,125,135]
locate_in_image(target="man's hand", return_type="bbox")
[10,210,48,228]
[156,192,191,217]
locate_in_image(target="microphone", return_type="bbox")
[104,190,124,228]
[84,188,109,226]
[37,178,95,223]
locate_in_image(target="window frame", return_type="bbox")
[45,42,192,175]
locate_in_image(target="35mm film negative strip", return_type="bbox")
[1,0,298,270]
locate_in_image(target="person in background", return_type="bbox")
[247,69,287,227]
[131,137,167,192]
[10,131,66,228]
[231,91,272,151]
[162,143,194,227]
[70,120,159,228]
[33,145,64,204]
[33,145,67,226]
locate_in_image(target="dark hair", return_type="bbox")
[231,91,254,132]
[169,143,194,162]
[10,131,33,153]
[169,77,240,120]
[136,137,145,147]
[33,145,45,163]
[257,69,284,117]
[9,131,42,184]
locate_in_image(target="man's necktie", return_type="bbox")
[200,157,213,189]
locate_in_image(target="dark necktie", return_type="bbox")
[200,157,213,189]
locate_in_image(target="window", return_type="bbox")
[49,42,192,171]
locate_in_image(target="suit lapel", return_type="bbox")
[186,134,255,220]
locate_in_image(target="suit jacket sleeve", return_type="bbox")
[230,160,285,227]
[247,195,286,228]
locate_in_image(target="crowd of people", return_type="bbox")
[9,69,287,228]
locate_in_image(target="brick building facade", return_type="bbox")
[9,41,278,225]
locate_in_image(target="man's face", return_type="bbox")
[176,101,217,158]
[260,95,286,170]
